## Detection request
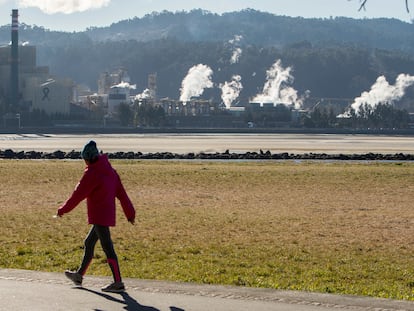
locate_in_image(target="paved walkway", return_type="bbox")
[0,269,412,311]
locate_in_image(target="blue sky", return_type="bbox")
[0,0,412,32]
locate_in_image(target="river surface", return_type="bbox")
[0,133,413,154]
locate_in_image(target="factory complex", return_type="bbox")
[0,9,318,130]
[6,9,402,131]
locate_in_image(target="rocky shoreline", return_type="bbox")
[1,149,414,161]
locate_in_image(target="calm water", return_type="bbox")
[0,133,413,154]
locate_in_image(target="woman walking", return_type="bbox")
[57,140,135,293]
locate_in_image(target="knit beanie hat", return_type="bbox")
[81,140,99,161]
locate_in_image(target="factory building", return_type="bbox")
[0,9,75,117]
[0,45,47,95]
[108,85,130,114]
[159,98,219,116]
[91,68,135,117]
[0,44,75,115]
[98,69,131,95]
[23,77,74,115]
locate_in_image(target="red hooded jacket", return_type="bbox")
[57,154,135,226]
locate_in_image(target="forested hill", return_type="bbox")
[0,9,413,51]
[85,9,414,52]
[1,9,414,105]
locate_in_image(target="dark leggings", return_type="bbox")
[77,224,121,282]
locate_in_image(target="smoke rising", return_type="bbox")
[135,88,151,101]
[231,48,242,65]
[252,59,302,109]
[228,35,243,45]
[179,64,214,104]
[220,75,243,109]
[229,35,243,64]
[112,81,136,89]
[341,74,414,117]
[18,0,110,14]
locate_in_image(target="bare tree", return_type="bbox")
[357,0,409,13]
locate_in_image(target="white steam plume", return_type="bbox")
[229,35,243,64]
[228,35,243,45]
[230,48,242,65]
[135,88,151,101]
[252,59,302,109]
[111,81,136,89]
[220,75,243,109]
[179,64,213,104]
[340,74,414,117]
[18,0,110,14]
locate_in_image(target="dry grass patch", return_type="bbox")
[0,160,413,300]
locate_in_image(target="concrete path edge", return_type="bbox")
[0,268,412,311]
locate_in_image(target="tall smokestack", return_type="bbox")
[10,9,19,110]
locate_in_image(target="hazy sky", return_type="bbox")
[0,0,412,32]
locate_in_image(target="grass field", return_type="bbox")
[0,159,413,300]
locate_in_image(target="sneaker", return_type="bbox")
[65,270,83,286]
[101,281,125,293]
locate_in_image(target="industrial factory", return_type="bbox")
[0,9,311,129]
[0,10,232,128]
[0,9,75,124]
[0,9,353,130]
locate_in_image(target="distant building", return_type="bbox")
[23,77,74,115]
[92,68,136,117]
[108,85,130,114]
[147,73,157,100]
[98,69,130,95]
[0,9,76,120]
[0,44,75,115]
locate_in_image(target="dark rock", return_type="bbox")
[66,150,81,159]
[2,148,414,161]
[3,149,15,159]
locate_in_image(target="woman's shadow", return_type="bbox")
[76,287,185,311]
